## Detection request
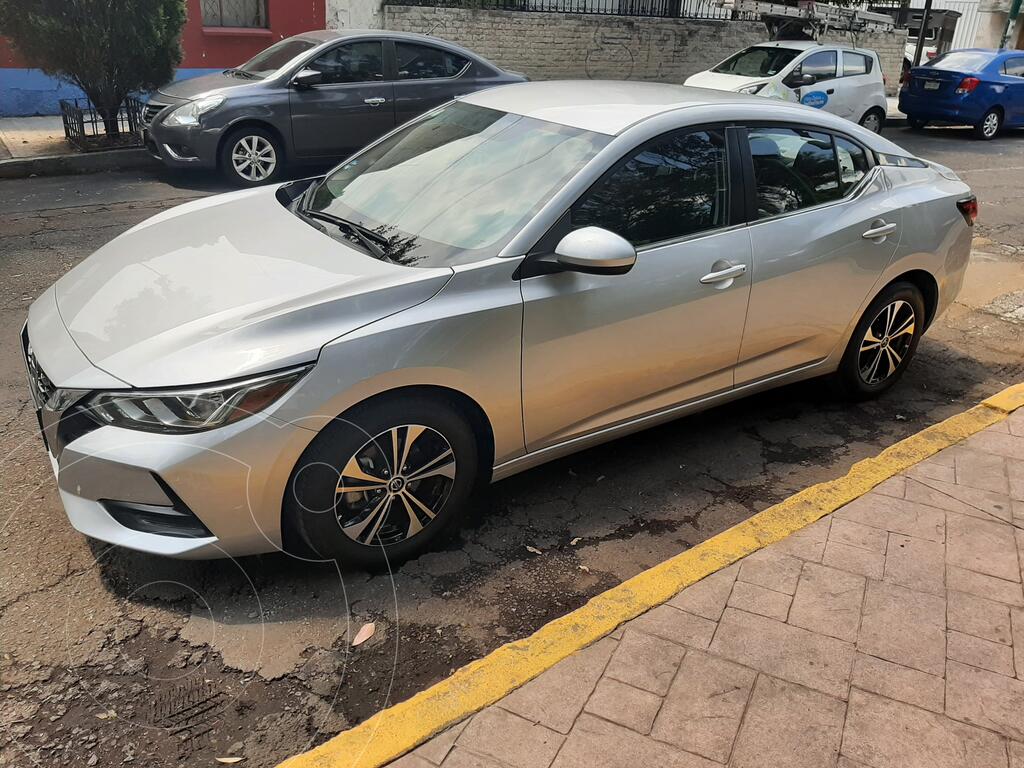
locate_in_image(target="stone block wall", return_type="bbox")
[383,6,908,95]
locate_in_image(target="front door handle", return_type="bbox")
[862,222,897,240]
[700,263,747,284]
[364,97,386,106]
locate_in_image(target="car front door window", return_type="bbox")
[796,50,838,83]
[572,128,729,247]
[308,41,385,84]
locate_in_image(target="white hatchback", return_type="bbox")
[686,41,889,133]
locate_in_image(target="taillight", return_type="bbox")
[957,196,978,226]
[955,77,980,94]
[927,51,937,59]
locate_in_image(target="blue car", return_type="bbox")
[899,48,1024,139]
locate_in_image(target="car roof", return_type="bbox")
[750,40,875,54]
[460,79,818,135]
[296,28,479,47]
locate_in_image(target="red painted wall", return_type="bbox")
[1,0,325,70]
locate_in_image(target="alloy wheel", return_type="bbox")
[231,135,277,182]
[861,112,882,133]
[335,425,456,547]
[858,299,916,385]
[982,112,1000,139]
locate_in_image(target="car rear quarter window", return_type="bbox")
[1003,57,1024,77]
[571,129,729,247]
[308,41,385,84]
[796,50,837,82]
[746,128,842,218]
[842,52,872,76]
[397,42,469,80]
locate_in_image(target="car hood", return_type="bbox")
[684,71,763,91]
[53,187,453,388]
[155,71,254,102]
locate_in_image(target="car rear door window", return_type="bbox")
[572,128,729,247]
[396,42,469,80]
[308,41,384,84]
[1004,57,1024,77]
[746,128,842,218]
[842,52,872,76]
[835,136,869,192]
[796,50,838,82]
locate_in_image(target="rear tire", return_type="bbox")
[285,393,481,569]
[859,108,885,134]
[219,125,284,186]
[974,108,1002,140]
[908,117,928,130]
[835,282,925,400]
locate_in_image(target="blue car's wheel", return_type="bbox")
[908,117,928,130]
[974,108,1002,140]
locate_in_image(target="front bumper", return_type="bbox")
[23,312,317,559]
[143,118,222,171]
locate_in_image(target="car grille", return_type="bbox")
[22,326,55,410]
[142,100,168,127]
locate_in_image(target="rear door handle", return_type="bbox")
[862,222,897,239]
[700,264,747,284]
[364,97,386,106]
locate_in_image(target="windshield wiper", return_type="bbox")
[224,68,258,79]
[303,210,387,259]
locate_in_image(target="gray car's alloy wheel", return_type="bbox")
[836,281,925,399]
[286,393,480,567]
[859,108,885,134]
[975,108,1002,141]
[219,126,283,187]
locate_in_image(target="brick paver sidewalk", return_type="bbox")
[392,411,1024,768]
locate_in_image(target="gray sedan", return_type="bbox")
[26,82,973,565]
[142,29,525,185]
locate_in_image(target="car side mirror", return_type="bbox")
[553,227,636,275]
[292,68,323,88]
[785,72,816,88]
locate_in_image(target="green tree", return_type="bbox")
[0,0,186,135]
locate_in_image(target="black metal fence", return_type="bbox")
[59,96,145,152]
[387,0,759,21]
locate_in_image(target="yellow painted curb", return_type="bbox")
[279,385,1022,768]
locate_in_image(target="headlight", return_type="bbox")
[163,95,225,127]
[83,366,310,434]
[737,83,767,95]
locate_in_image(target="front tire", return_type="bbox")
[974,108,1002,140]
[285,393,481,568]
[219,126,284,186]
[835,282,925,400]
[859,108,885,134]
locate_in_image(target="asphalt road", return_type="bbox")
[1,127,1023,768]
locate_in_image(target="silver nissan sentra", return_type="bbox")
[24,81,975,565]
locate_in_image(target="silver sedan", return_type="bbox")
[24,81,975,565]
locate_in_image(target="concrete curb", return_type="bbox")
[278,382,1024,768]
[0,148,159,179]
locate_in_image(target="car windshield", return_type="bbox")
[304,101,610,267]
[237,38,317,77]
[712,46,801,77]
[925,51,995,71]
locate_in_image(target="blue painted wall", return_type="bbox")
[0,68,222,117]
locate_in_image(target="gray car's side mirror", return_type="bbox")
[554,226,637,276]
[292,68,324,88]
